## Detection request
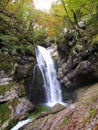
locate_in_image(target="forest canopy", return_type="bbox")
[0,0,98,55]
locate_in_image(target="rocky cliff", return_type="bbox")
[0,54,35,129]
[57,18,98,92]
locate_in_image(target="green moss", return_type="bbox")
[61,117,68,126]
[35,105,51,112]
[87,17,98,34]
[83,109,97,125]
[0,82,14,95]
[71,43,78,54]
[89,108,97,117]
[0,102,10,125]
[83,116,89,124]
[7,119,18,129]
[1,64,12,73]
[92,34,98,44]
[0,98,20,128]
[0,54,14,74]
[30,105,51,118]
[91,20,98,34]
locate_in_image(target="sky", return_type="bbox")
[33,0,55,11]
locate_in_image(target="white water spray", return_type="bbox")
[36,45,64,107]
[10,118,32,130]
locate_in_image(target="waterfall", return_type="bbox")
[35,45,64,107]
[11,45,66,130]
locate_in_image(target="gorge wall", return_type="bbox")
[0,17,98,129]
[57,19,98,92]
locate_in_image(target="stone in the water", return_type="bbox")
[14,98,35,119]
[51,103,66,113]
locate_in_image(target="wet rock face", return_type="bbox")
[12,55,45,104]
[27,66,46,105]
[13,62,33,81]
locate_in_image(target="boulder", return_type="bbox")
[0,88,18,102]
[51,103,66,113]
[1,119,10,130]
[0,77,12,86]
[13,62,33,81]
[14,98,35,120]
[78,19,87,29]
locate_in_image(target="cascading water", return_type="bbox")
[35,45,65,107]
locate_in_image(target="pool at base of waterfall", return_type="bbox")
[11,102,68,130]
[41,101,68,107]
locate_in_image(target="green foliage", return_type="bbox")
[83,116,89,123]
[0,0,98,55]
[35,105,51,112]
[0,102,10,125]
[51,0,98,28]
[82,108,97,124]
[0,64,12,73]
[0,35,11,43]
[0,54,14,74]
[0,99,19,129]
[92,34,98,44]
[0,1,35,56]
[89,108,97,117]
[31,105,51,118]
[33,27,47,45]
[0,34,20,54]
[7,119,18,129]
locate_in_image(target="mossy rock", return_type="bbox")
[0,82,14,95]
[0,97,21,128]
[0,102,10,126]
[17,84,26,97]
[6,119,18,129]
[10,97,20,109]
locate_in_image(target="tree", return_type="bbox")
[0,0,44,55]
[50,0,98,27]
